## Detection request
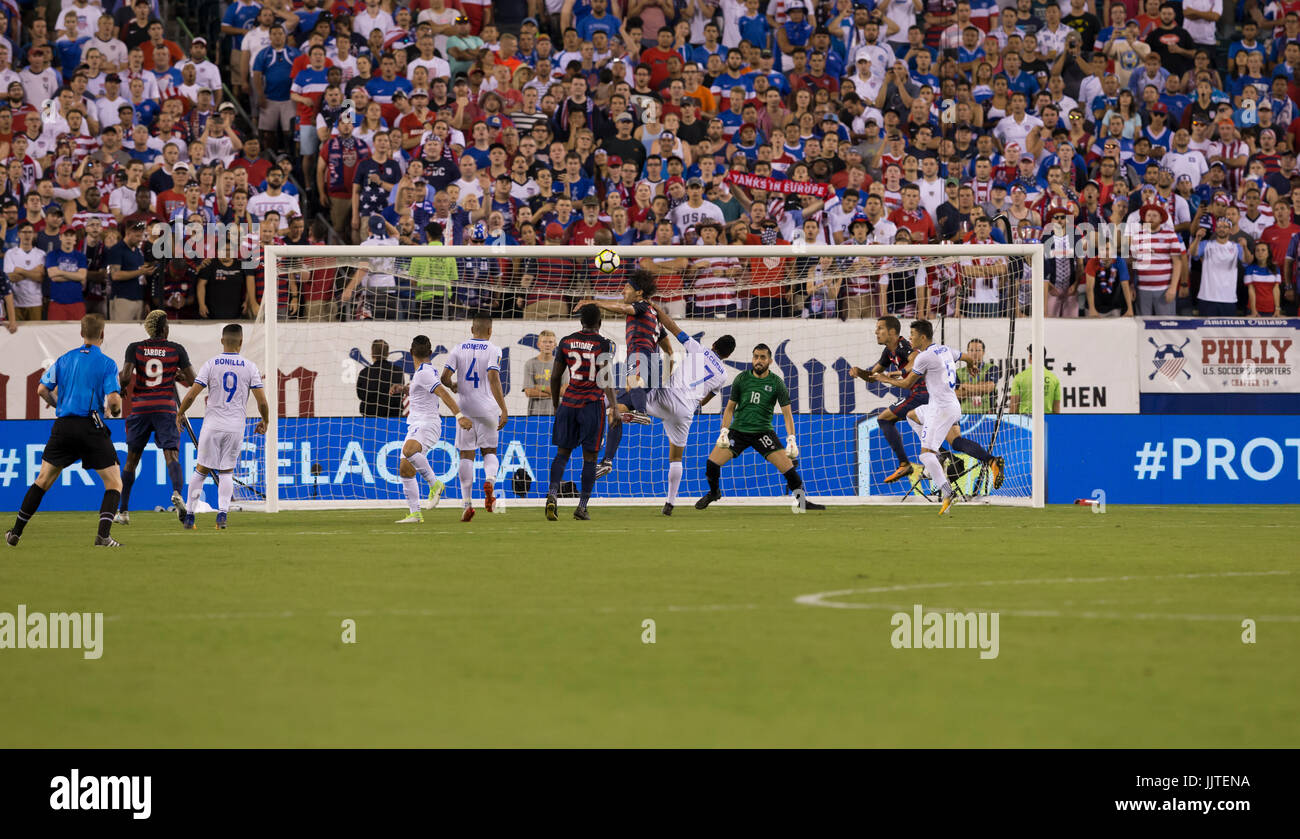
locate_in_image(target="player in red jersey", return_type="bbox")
[546,304,622,521]
[116,310,197,524]
[583,269,673,479]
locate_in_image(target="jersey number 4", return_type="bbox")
[465,358,480,389]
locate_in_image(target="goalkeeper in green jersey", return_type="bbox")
[695,343,825,513]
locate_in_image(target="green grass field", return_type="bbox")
[1,504,1296,747]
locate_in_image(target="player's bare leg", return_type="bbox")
[767,450,824,513]
[696,447,733,509]
[481,446,499,513]
[663,444,684,516]
[877,406,914,483]
[401,439,443,518]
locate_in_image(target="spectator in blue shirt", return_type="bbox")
[575,0,620,41]
[252,24,302,150]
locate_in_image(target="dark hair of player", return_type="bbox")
[911,319,934,340]
[471,312,492,335]
[877,315,901,335]
[222,323,242,339]
[967,338,986,351]
[627,268,657,298]
[713,334,736,358]
[578,303,602,329]
[411,335,433,359]
[144,309,168,338]
[753,343,771,356]
[80,313,104,340]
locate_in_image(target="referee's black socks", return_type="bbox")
[11,484,46,536]
[98,490,120,539]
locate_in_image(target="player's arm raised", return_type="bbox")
[489,366,508,430]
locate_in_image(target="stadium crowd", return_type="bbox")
[1,0,1299,326]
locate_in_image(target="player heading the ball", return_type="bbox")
[696,344,825,514]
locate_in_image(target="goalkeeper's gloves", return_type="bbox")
[786,435,799,459]
[716,426,731,449]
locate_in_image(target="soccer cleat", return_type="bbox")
[545,494,558,521]
[991,457,1005,490]
[694,490,721,510]
[4,530,18,547]
[884,463,915,483]
[215,512,227,530]
[93,535,122,547]
[395,511,423,524]
[661,502,673,516]
[484,482,496,513]
[461,505,475,523]
[426,479,445,509]
[804,496,827,511]
[573,507,590,521]
[171,490,187,518]
[594,461,613,479]
[621,410,652,424]
[113,511,130,525]
[939,495,955,516]
[182,513,195,530]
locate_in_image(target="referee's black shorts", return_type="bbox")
[43,416,120,471]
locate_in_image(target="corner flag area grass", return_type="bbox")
[1,504,1296,747]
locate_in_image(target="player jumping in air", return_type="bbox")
[695,343,824,513]
[849,315,925,484]
[585,269,673,479]
[176,324,270,530]
[441,313,509,522]
[548,303,622,521]
[390,335,470,524]
[872,320,983,515]
[899,406,1006,491]
[117,310,196,524]
[612,302,736,515]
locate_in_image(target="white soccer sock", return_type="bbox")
[919,452,951,497]
[407,450,437,484]
[458,458,474,506]
[667,460,683,504]
[483,453,499,487]
[187,470,206,512]
[401,477,420,513]
[217,472,234,513]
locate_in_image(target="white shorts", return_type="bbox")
[913,403,961,453]
[455,416,499,451]
[197,427,245,472]
[405,422,441,452]
[647,389,694,447]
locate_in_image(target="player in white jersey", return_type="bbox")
[176,324,269,530]
[440,314,508,522]
[629,303,735,515]
[391,334,469,524]
[902,405,1005,492]
[873,319,982,515]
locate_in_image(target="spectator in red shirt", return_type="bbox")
[888,184,938,243]
[230,136,273,188]
[1260,201,1300,270]
[640,27,677,90]
[566,195,608,244]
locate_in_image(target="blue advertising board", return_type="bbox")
[1047,415,1300,504]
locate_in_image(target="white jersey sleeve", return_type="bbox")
[407,362,446,426]
[669,335,729,407]
[197,353,263,433]
[443,340,502,418]
[914,344,962,411]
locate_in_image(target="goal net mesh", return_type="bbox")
[243,245,1037,508]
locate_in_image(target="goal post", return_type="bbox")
[255,243,1046,511]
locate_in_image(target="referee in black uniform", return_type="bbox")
[5,314,127,548]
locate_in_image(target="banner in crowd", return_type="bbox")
[723,171,834,200]
[1046,414,1300,504]
[1140,318,1299,395]
[0,319,1138,420]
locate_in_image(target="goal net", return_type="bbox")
[246,244,1045,510]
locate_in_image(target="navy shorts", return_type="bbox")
[887,392,927,420]
[552,402,606,452]
[126,411,181,452]
[617,387,648,412]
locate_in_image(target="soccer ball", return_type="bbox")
[595,249,621,274]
